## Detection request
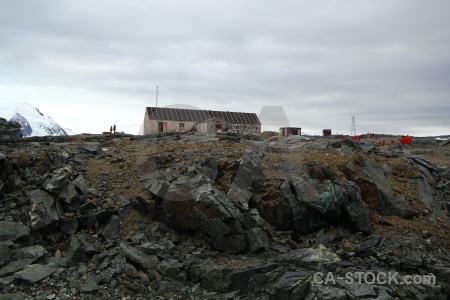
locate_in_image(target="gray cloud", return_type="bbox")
[1,0,449,136]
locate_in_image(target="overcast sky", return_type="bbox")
[1,0,449,136]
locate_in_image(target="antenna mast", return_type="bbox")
[156,86,158,108]
[350,115,356,136]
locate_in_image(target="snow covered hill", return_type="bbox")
[0,102,75,137]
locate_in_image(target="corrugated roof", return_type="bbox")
[146,107,261,125]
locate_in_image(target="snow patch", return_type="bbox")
[0,102,75,137]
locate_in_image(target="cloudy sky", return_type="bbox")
[1,0,449,136]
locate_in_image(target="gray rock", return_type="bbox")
[120,244,159,269]
[29,189,59,230]
[226,184,253,207]
[417,178,435,210]
[157,259,183,279]
[0,118,22,142]
[46,257,67,268]
[314,287,348,300]
[347,283,378,298]
[198,157,219,181]
[0,259,34,277]
[78,209,113,230]
[58,182,81,211]
[59,217,79,235]
[44,174,71,196]
[155,174,248,253]
[81,144,100,155]
[0,242,13,265]
[232,151,265,189]
[16,245,47,260]
[275,244,341,270]
[81,276,101,292]
[338,180,373,235]
[65,236,88,267]
[102,215,121,243]
[73,175,88,196]
[265,271,311,300]
[15,264,57,283]
[246,228,270,252]
[0,222,31,244]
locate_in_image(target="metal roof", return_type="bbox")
[146,107,261,125]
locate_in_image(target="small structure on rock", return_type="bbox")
[279,127,301,137]
[143,107,261,135]
[322,129,332,136]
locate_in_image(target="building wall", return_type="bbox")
[143,110,261,135]
[144,119,197,134]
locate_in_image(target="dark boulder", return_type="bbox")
[0,118,22,143]
[65,236,88,267]
[28,189,59,231]
[0,222,31,245]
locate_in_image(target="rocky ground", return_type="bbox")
[0,119,449,299]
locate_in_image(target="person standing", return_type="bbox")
[110,126,113,135]
[113,124,116,134]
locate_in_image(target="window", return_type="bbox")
[234,125,240,130]
[255,127,258,131]
[179,123,185,128]
[216,124,222,129]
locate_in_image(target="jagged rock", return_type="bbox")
[0,259,34,277]
[73,175,88,195]
[0,222,31,244]
[227,264,278,294]
[314,286,348,300]
[65,236,88,267]
[275,244,341,270]
[226,184,253,207]
[0,180,5,200]
[198,157,219,181]
[250,179,295,231]
[417,177,435,210]
[102,215,121,243]
[232,151,265,189]
[16,245,47,260]
[153,173,249,253]
[246,228,270,252]
[157,259,183,279]
[44,174,71,196]
[59,217,79,235]
[134,194,156,217]
[81,144,100,155]
[0,242,13,266]
[0,118,22,143]
[81,276,102,292]
[78,210,113,230]
[347,284,378,298]
[15,264,57,283]
[264,271,311,300]
[29,189,59,230]
[120,244,159,269]
[58,182,81,211]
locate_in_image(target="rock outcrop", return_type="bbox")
[0,133,448,299]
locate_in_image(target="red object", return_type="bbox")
[401,135,412,144]
[406,135,412,144]
[391,139,395,143]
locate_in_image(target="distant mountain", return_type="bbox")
[0,102,75,137]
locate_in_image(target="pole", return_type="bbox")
[156,86,158,108]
